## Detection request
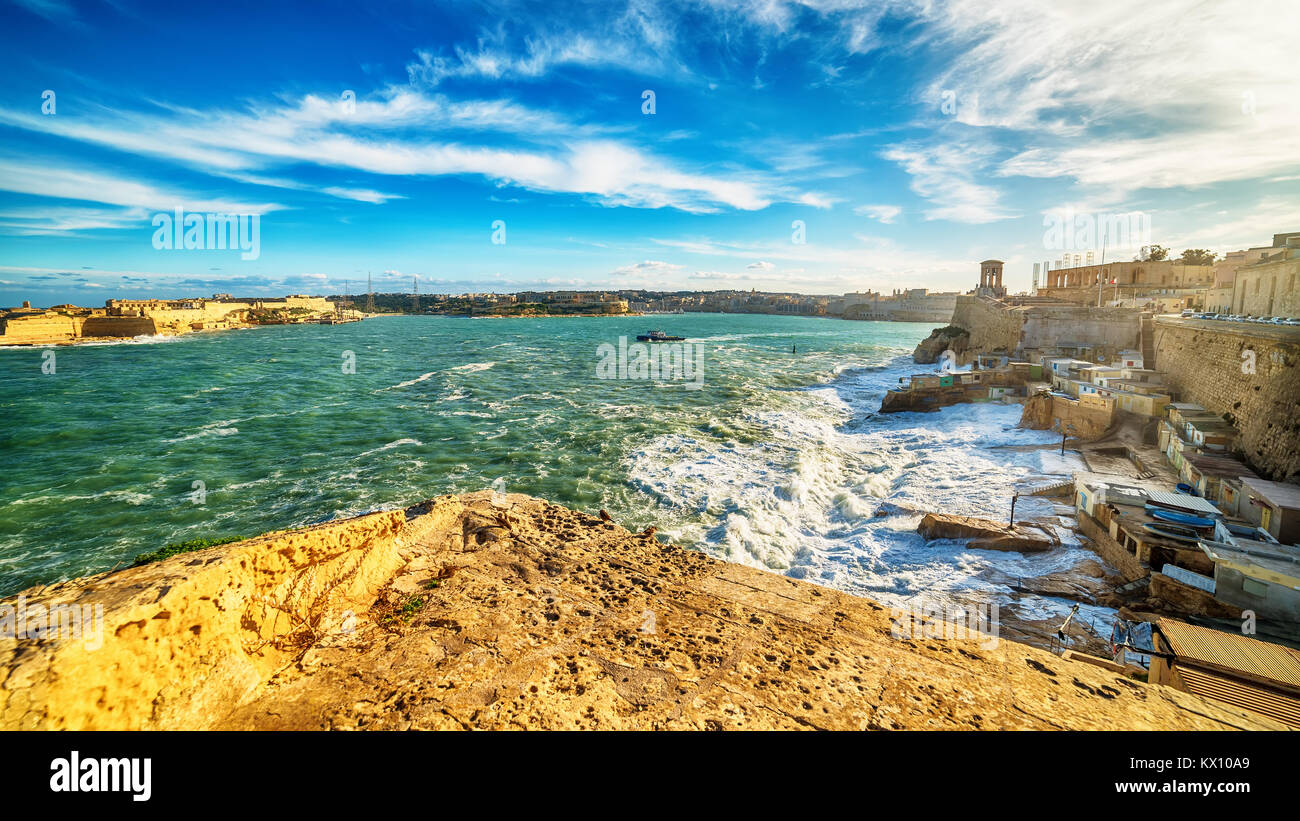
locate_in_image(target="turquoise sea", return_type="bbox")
[0,313,1109,627]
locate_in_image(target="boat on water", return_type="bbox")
[636,330,686,342]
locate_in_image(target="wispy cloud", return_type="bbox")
[854,204,901,224]
[882,142,1016,224]
[0,84,814,212]
[0,158,283,215]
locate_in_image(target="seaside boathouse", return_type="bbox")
[1198,535,1300,624]
[1231,477,1300,545]
[1149,618,1300,729]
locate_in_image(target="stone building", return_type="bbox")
[1231,232,1300,317]
[841,288,959,321]
[1038,259,1214,306]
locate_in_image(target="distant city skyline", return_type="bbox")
[2,0,1298,307]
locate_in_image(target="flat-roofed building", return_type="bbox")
[1198,537,1300,624]
[1236,477,1300,545]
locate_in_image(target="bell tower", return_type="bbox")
[977,259,1006,298]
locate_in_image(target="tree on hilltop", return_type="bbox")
[1177,249,1216,265]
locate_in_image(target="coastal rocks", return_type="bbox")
[1018,391,1056,430]
[1004,559,1117,604]
[917,512,1058,552]
[0,509,406,730]
[0,493,1283,730]
[879,385,971,413]
[1019,391,1115,439]
[912,325,969,364]
[1137,573,1244,620]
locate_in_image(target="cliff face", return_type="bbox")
[950,297,1021,361]
[912,325,969,364]
[0,493,1283,730]
[0,313,159,345]
[1020,392,1053,429]
[1019,392,1114,439]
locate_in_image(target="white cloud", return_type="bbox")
[611,260,685,276]
[0,158,283,217]
[0,205,150,235]
[797,192,837,209]
[854,204,901,224]
[405,5,683,87]
[882,143,1015,224]
[0,85,806,213]
[688,270,747,280]
[318,186,403,204]
[905,0,1300,202]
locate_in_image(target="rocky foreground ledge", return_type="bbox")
[0,493,1283,730]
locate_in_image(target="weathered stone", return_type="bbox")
[917,512,1057,552]
[912,325,969,364]
[1019,391,1115,439]
[1152,318,1300,481]
[0,494,1283,730]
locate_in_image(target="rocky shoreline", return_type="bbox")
[0,492,1282,730]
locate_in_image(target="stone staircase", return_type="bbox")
[1139,313,1156,368]
[1027,479,1075,496]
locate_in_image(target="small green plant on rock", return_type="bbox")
[131,535,244,567]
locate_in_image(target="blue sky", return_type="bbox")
[1,0,1297,306]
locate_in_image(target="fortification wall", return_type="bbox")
[143,302,253,330]
[277,296,334,312]
[1020,305,1141,356]
[80,316,159,338]
[0,313,84,345]
[950,296,1022,362]
[1153,318,1300,480]
[951,297,1145,369]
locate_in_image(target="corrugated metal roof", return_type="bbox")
[1161,565,1216,594]
[1144,489,1222,516]
[1157,618,1300,690]
[1175,667,1300,729]
[1186,453,1260,479]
